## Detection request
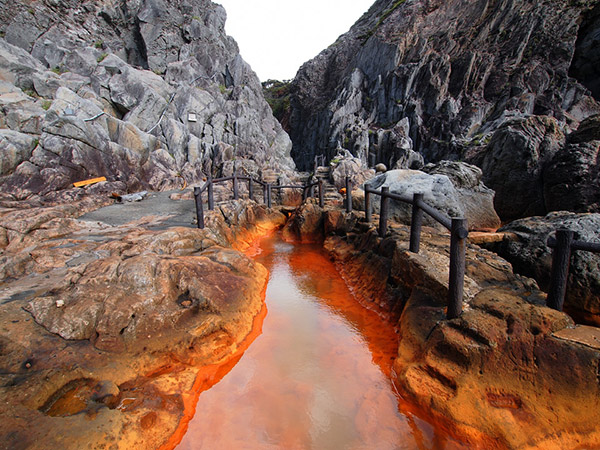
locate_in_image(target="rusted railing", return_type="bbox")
[194,173,322,230]
[546,230,600,311]
[363,184,468,319]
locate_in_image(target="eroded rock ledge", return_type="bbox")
[0,196,285,449]
[284,201,600,450]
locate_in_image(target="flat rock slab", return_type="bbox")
[553,325,600,350]
[80,191,195,228]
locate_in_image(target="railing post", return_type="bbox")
[318,179,324,208]
[207,177,214,210]
[267,183,272,208]
[409,193,424,253]
[379,186,390,237]
[263,183,268,205]
[194,187,204,230]
[365,186,372,222]
[233,172,239,200]
[448,217,468,319]
[547,229,574,311]
[346,176,352,213]
[310,182,315,198]
[248,178,254,201]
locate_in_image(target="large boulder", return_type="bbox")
[493,212,600,325]
[329,149,375,190]
[282,200,324,243]
[365,165,501,231]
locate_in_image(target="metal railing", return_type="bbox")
[363,184,468,320]
[546,230,600,311]
[193,173,324,229]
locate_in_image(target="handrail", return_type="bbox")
[194,172,325,230]
[364,183,468,319]
[365,186,453,231]
[546,230,600,312]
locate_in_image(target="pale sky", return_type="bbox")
[217,0,375,81]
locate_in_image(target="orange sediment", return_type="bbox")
[158,301,269,450]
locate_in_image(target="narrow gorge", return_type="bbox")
[0,0,599,449]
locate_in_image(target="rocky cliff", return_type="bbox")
[0,0,294,200]
[290,0,600,221]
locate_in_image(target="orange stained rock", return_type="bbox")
[159,303,269,450]
[171,232,469,450]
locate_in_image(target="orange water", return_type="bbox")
[176,232,466,449]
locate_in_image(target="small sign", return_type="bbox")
[188,112,197,122]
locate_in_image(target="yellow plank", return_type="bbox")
[73,176,107,187]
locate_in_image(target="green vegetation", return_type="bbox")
[23,88,37,98]
[261,79,292,127]
[28,8,35,14]
[360,0,407,44]
[219,84,227,94]
[97,53,108,63]
[32,138,39,148]
[0,31,5,38]
[41,100,52,110]
[94,40,103,49]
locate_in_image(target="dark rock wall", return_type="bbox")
[290,0,600,220]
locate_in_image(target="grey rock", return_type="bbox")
[0,0,295,199]
[366,169,464,227]
[330,150,375,190]
[423,161,501,230]
[495,212,600,322]
[288,0,600,217]
[0,129,38,175]
[366,167,500,231]
[469,116,566,221]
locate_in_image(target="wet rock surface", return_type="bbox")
[0,194,285,449]
[283,202,600,449]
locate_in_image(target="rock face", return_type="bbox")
[366,164,501,231]
[0,195,286,449]
[289,0,600,220]
[490,212,600,325]
[320,211,600,449]
[543,115,600,213]
[0,0,294,200]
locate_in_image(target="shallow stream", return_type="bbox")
[176,232,466,449]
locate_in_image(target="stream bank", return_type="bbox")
[282,200,600,449]
[0,196,285,449]
[1,193,599,449]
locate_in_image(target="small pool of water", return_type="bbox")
[176,232,466,449]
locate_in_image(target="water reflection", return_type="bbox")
[176,232,466,450]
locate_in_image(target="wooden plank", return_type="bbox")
[73,176,107,187]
